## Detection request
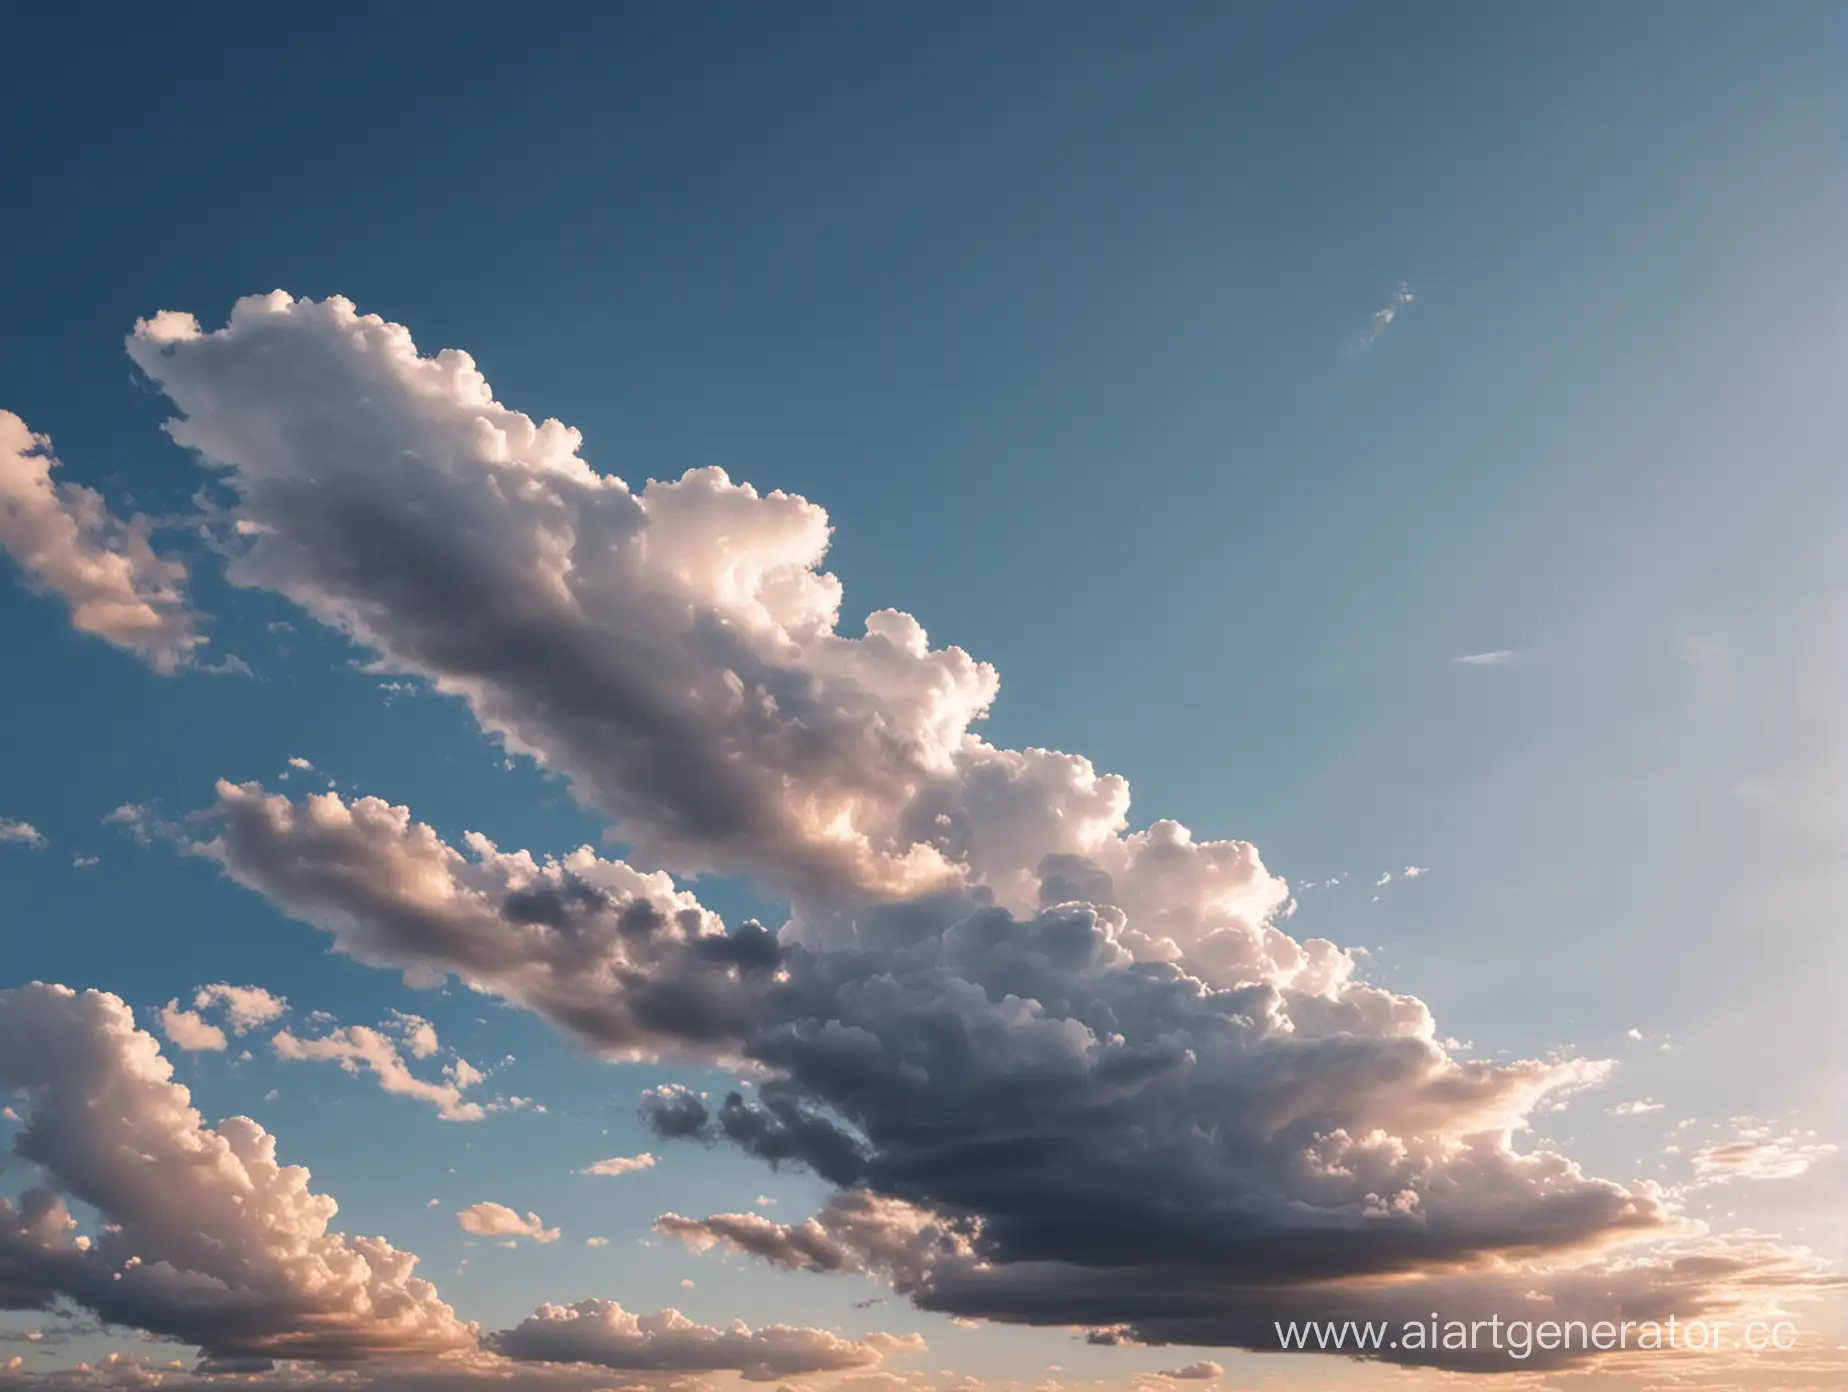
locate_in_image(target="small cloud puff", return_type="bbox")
[1608,1100,1664,1117]
[0,819,46,849]
[577,1153,658,1178]
[158,983,289,1053]
[455,1202,559,1244]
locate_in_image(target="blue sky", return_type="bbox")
[0,5,1841,1391]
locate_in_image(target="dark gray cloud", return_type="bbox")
[195,787,1788,1372]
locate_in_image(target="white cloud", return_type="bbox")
[273,1018,487,1122]
[1341,281,1414,357]
[128,294,1297,937]
[0,409,202,672]
[487,1300,916,1380]
[577,1153,657,1178]
[1373,871,1392,887]
[1154,1361,1223,1380]
[192,982,288,1032]
[1452,649,1518,666]
[1401,865,1427,878]
[1693,1129,1838,1183]
[0,819,46,849]
[0,983,473,1359]
[157,983,288,1054]
[583,1237,609,1248]
[288,756,314,770]
[455,1204,558,1244]
[71,854,99,868]
[156,1000,226,1052]
[1608,1099,1665,1116]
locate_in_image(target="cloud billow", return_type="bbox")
[80,292,1836,1373]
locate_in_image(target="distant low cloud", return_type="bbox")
[1694,1128,1838,1183]
[488,1299,916,1380]
[1452,649,1518,666]
[0,408,203,672]
[1342,281,1414,357]
[0,818,46,849]
[456,1203,559,1244]
[1608,1099,1665,1117]
[577,1153,657,1178]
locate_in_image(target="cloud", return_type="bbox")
[576,1153,656,1177]
[1693,1129,1838,1183]
[487,1301,916,1381]
[0,820,46,849]
[0,984,474,1360]
[155,1002,225,1052]
[272,1017,488,1122]
[1154,1362,1222,1380]
[0,410,202,672]
[194,983,288,1032]
[1452,649,1518,666]
[454,1205,557,1244]
[1341,281,1413,358]
[287,757,313,770]
[157,983,287,1055]
[127,293,1297,927]
[116,294,1839,1372]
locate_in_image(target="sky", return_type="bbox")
[0,4,1842,1391]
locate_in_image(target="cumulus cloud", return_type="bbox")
[0,820,46,849]
[272,1016,487,1122]
[154,1002,225,1053]
[115,294,1838,1372]
[0,984,474,1360]
[576,1154,656,1178]
[453,1205,557,1244]
[0,410,201,672]
[157,984,287,1055]
[127,293,1304,931]
[488,1301,915,1381]
[1153,1362,1221,1380]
